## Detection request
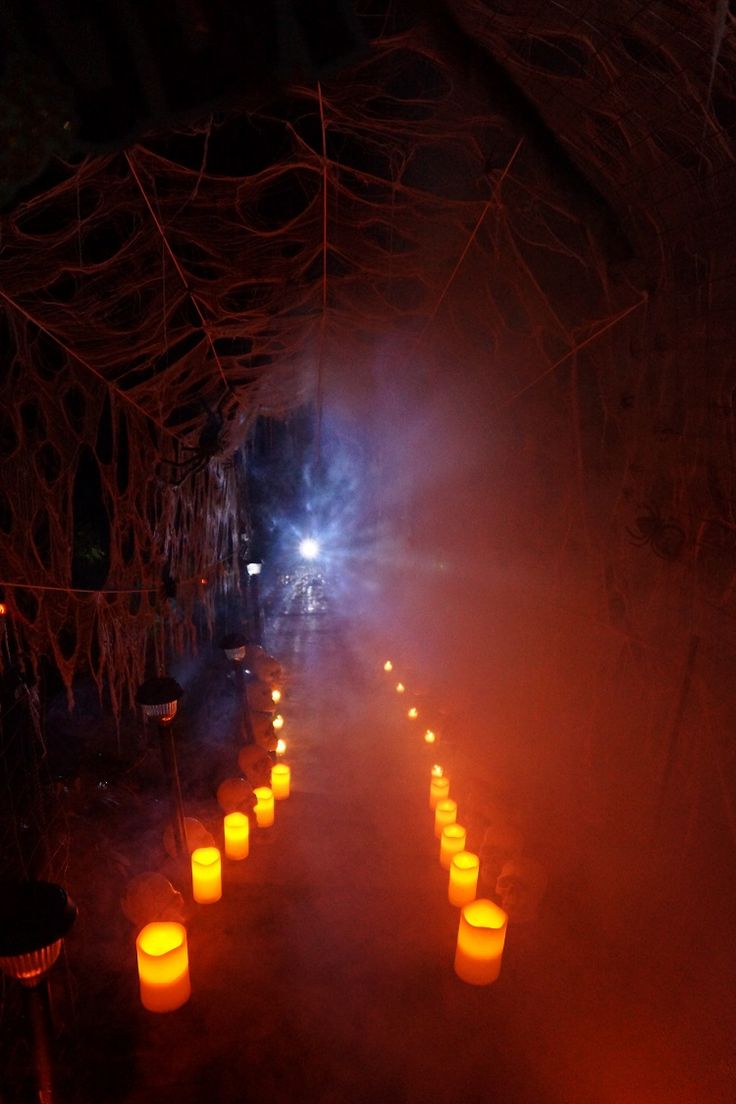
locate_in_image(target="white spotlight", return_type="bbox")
[299,537,320,560]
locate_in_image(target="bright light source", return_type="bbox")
[424,729,436,744]
[271,688,282,703]
[273,714,284,731]
[246,562,262,576]
[276,739,286,756]
[299,537,320,560]
[383,660,393,672]
[408,706,418,719]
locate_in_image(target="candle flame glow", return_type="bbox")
[276,738,286,755]
[199,576,208,585]
[432,764,443,777]
[396,682,405,693]
[424,729,436,744]
[273,714,284,731]
[383,660,393,672]
[408,706,418,719]
[0,603,6,616]
[271,688,282,703]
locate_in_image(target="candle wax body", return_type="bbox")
[136,922,191,1012]
[429,775,450,811]
[192,846,222,903]
[434,798,457,839]
[448,851,480,907]
[224,812,249,860]
[440,823,467,869]
[253,786,275,827]
[454,898,508,985]
[271,763,291,800]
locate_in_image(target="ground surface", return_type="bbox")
[3,570,733,1103]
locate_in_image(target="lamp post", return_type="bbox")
[220,632,255,745]
[0,880,77,1104]
[246,561,263,643]
[136,676,187,859]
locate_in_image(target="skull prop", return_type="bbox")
[238,744,273,789]
[163,816,215,859]
[495,859,548,924]
[248,711,277,751]
[478,823,525,894]
[247,680,276,713]
[216,776,257,814]
[122,872,185,927]
[252,654,283,685]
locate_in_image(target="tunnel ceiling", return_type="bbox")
[0,0,734,705]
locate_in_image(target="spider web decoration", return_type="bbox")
[0,3,734,856]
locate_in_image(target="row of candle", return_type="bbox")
[386,659,509,985]
[137,689,292,1012]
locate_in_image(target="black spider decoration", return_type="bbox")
[626,503,686,560]
[158,396,235,487]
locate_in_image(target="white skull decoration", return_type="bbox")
[247,679,276,713]
[121,872,185,927]
[478,823,524,893]
[163,815,215,859]
[216,776,256,814]
[248,711,277,751]
[252,654,282,685]
[495,858,548,924]
[238,744,273,789]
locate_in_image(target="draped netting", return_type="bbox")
[0,0,735,743]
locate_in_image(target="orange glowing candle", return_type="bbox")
[271,763,291,800]
[383,660,393,672]
[407,706,418,719]
[191,846,222,903]
[454,898,508,985]
[429,773,450,810]
[276,738,287,756]
[448,850,480,907]
[223,812,249,860]
[136,922,191,1012]
[272,714,284,731]
[253,786,275,827]
[434,798,457,839]
[424,729,436,744]
[271,688,282,704]
[440,823,467,870]
[395,682,405,694]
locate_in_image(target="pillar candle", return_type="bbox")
[440,823,467,870]
[191,846,222,903]
[448,850,479,907]
[454,898,508,985]
[271,763,291,800]
[434,798,457,839]
[224,811,249,860]
[429,774,450,810]
[253,786,275,827]
[136,922,191,1012]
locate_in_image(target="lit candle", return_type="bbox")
[271,763,291,800]
[253,786,275,827]
[429,773,450,810]
[454,898,508,985]
[395,682,405,694]
[275,738,287,757]
[136,922,191,1012]
[191,846,222,904]
[407,706,418,719]
[383,660,393,672]
[448,850,480,907]
[434,798,457,839]
[440,823,467,870]
[271,688,282,704]
[223,812,249,860]
[424,729,436,744]
[272,714,284,731]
